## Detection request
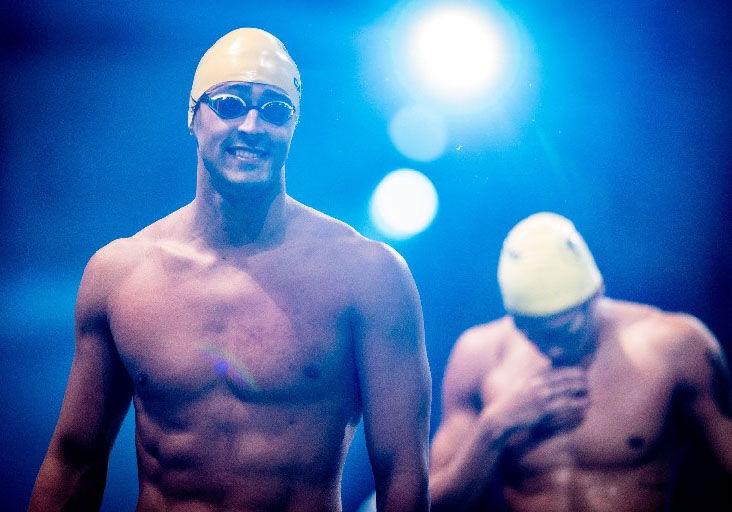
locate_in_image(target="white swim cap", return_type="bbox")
[497,212,603,316]
[188,28,301,127]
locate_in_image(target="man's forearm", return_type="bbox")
[430,416,510,512]
[29,452,108,512]
[374,466,429,512]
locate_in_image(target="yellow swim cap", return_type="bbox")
[188,28,301,127]
[497,212,603,316]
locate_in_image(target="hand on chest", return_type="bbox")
[488,340,676,467]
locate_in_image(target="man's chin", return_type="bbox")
[221,165,274,185]
[211,168,280,199]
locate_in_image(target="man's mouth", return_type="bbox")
[226,146,268,161]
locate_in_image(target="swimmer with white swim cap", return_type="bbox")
[498,212,602,317]
[30,28,431,512]
[430,212,732,511]
[497,212,604,366]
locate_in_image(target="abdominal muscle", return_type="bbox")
[132,386,358,512]
[503,461,670,512]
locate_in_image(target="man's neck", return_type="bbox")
[190,181,289,250]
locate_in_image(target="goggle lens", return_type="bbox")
[202,93,294,126]
[259,101,296,125]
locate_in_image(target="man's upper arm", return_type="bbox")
[30,241,134,510]
[674,314,732,472]
[50,241,133,465]
[430,329,487,472]
[352,242,431,508]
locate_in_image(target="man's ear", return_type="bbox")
[189,114,198,139]
[189,103,201,137]
[189,123,200,150]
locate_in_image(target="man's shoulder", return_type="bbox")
[87,237,148,274]
[75,236,151,319]
[647,310,719,362]
[440,318,514,398]
[649,311,723,386]
[601,297,660,320]
[82,207,187,289]
[458,318,514,347]
[291,200,406,272]
[601,298,663,339]
[451,317,516,366]
[606,298,707,343]
[606,298,719,371]
[80,236,154,293]
[98,205,198,269]
[292,201,370,244]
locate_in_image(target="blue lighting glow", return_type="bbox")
[369,169,438,239]
[407,5,507,99]
[388,104,448,162]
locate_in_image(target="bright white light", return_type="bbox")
[408,6,506,98]
[370,169,438,239]
[388,104,448,162]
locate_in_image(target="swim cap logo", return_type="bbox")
[294,76,301,94]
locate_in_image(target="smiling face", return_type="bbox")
[191,82,298,200]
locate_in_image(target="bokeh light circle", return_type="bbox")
[388,104,448,162]
[369,169,438,239]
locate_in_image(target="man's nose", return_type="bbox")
[237,109,263,134]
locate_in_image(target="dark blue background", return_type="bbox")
[2,1,730,510]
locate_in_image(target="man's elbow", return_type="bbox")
[30,446,109,512]
[37,433,110,493]
[374,467,429,512]
[51,430,112,469]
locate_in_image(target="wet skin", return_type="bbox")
[114,206,422,511]
[430,298,732,512]
[29,82,431,512]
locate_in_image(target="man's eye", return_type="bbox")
[211,96,247,118]
[260,101,294,124]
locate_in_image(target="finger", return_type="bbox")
[542,365,585,377]
[545,395,590,416]
[544,367,587,386]
[545,381,589,401]
[545,401,587,426]
[544,411,584,434]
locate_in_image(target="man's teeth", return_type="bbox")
[230,147,264,158]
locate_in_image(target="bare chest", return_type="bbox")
[108,256,352,403]
[485,342,677,470]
